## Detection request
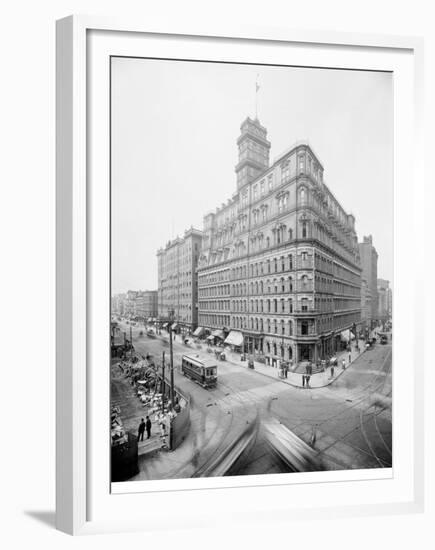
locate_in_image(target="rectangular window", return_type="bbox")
[253,185,258,201]
[260,180,265,195]
[268,174,273,190]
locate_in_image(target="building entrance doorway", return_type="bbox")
[300,344,312,361]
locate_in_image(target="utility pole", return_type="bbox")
[130,325,133,358]
[161,351,166,412]
[168,309,175,408]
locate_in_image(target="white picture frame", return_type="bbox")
[56,15,425,535]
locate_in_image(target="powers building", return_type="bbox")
[197,116,362,365]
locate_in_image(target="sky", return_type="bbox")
[111,57,393,295]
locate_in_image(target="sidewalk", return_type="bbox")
[243,339,366,389]
[155,330,365,390]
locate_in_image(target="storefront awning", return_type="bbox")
[147,317,152,322]
[340,330,355,342]
[193,326,204,337]
[206,335,214,340]
[224,330,244,347]
[211,329,224,339]
[162,323,168,328]
[171,323,178,330]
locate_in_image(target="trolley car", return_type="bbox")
[181,355,217,388]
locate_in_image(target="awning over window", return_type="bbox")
[340,330,354,342]
[224,330,244,347]
[193,326,204,337]
[211,330,224,339]
[171,323,178,330]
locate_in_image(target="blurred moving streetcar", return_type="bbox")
[263,417,322,472]
[181,354,218,389]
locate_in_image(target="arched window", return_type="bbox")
[288,254,293,270]
[266,236,270,248]
[289,277,293,292]
[300,187,306,206]
[288,320,293,335]
[288,228,293,241]
[289,299,293,313]
[281,278,285,292]
[267,299,271,313]
[274,299,278,313]
[302,221,307,238]
[281,320,285,335]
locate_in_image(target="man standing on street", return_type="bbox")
[145,415,152,439]
[138,418,146,442]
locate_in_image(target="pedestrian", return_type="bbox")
[145,415,152,439]
[342,358,346,370]
[138,418,146,442]
[348,352,351,363]
[330,365,335,378]
[302,374,306,387]
[306,374,311,387]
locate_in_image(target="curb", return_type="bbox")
[224,350,367,390]
[155,332,365,391]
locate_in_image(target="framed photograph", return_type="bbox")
[56,16,424,535]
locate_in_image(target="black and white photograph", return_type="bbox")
[110,57,393,483]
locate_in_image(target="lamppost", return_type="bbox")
[168,308,175,408]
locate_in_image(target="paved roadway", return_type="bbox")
[113,322,392,477]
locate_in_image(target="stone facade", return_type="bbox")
[157,227,203,332]
[134,290,158,319]
[377,278,391,321]
[359,235,378,327]
[197,117,362,365]
[360,277,372,331]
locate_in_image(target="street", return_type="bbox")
[112,321,392,479]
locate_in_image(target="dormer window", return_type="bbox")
[281,159,290,183]
[299,155,305,174]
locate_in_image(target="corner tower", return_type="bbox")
[235,117,271,190]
